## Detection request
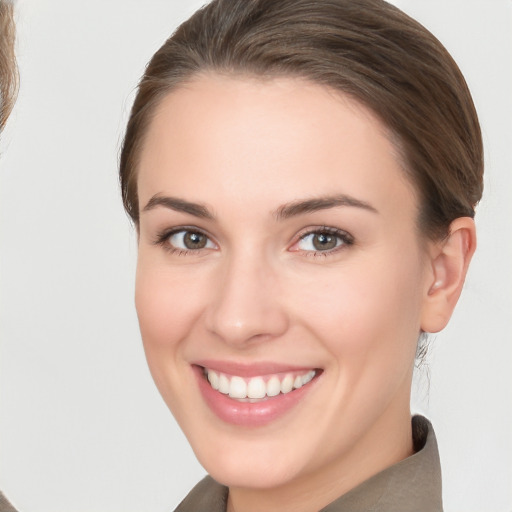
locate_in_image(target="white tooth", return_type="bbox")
[301,370,315,386]
[281,374,294,394]
[266,376,281,397]
[218,374,230,394]
[207,370,220,390]
[229,376,247,399]
[293,375,303,389]
[247,377,266,399]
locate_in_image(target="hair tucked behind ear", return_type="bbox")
[0,0,19,131]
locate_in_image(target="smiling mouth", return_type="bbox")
[202,367,318,402]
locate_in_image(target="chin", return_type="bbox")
[202,450,304,490]
[184,420,321,490]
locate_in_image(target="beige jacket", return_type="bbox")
[174,415,443,512]
[0,492,18,512]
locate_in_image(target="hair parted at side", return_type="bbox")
[0,0,19,131]
[120,0,483,239]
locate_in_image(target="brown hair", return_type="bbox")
[120,0,483,240]
[0,0,18,131]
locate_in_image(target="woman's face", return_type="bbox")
[135,75,435,492]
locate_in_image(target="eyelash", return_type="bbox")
[153,226,354,258]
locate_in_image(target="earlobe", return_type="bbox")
[420,217,477,333]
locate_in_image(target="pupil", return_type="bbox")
[313,233,336,251]
[184,232,207,249]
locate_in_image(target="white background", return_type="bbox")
[0,1,511,511]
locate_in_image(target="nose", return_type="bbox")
[204,251,289,347]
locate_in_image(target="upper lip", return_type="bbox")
[193,360,319,377]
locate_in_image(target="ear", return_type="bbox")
[420,217,477,333]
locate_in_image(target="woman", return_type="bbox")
[119,0,482,510]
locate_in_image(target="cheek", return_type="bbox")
[134,259,207,357]
[134,259,213,418]
[288,252,425,360]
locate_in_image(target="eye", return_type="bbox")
[293,228,353,253]
[156,228,216,253]
[170,230,214,250]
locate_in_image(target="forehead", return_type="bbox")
[137,74,417,220]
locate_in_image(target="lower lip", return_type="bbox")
[193,366,319,427]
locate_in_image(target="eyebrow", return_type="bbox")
[142,195,215,219]
[142,193,377,221]
[274,194,378,220]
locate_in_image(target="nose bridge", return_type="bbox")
[205,246,288,346]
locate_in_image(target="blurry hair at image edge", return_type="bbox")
[0,0,18,131]
[0,1,19,511]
